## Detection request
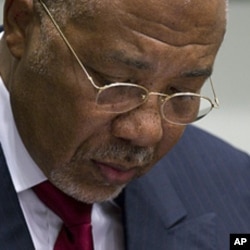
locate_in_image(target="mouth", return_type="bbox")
[92,160,139,185]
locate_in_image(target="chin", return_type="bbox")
[74,184,126,204]
[50,175,125,203]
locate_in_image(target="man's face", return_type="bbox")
[8,0,226,203]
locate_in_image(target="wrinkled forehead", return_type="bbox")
[55,0,226,77]
[116,0,225,21]
[92,0,226,45]
[118,0,226,24]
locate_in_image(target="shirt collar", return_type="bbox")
[0,76,47,193]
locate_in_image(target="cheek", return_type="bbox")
[37,103,112,173]
[11,70,113,176]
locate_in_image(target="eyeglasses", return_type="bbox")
[39,0,219,125]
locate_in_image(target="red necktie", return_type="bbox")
[33,181,94,250]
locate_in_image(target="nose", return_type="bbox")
[111,104,163,147]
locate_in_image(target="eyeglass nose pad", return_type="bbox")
[159,95,166,104]
[214,97,220,107]
[141,94,147,101]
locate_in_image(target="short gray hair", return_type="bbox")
[34,0,102,27]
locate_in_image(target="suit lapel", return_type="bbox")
[121,162,187,250]
[0,145,35,249]
[122,159,217,250]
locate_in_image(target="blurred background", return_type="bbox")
[0,0,250,153]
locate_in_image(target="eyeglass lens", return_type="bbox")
[96,84,213,124]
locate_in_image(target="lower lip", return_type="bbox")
[95,162,137,184]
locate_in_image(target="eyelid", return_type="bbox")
[91,69,135,85]
[167,77,205,93]
[167,85,201,95]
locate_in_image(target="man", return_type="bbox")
[1,0,250,249]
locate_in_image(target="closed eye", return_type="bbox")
[168,86,200,95]
[89,69,134,87]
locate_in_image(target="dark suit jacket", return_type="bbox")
[1,125,250,250]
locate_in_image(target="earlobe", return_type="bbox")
[4,0,34,59]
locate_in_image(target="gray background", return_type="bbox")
[0,0,250,153]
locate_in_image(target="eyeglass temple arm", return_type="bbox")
[209,78,220,108]
[39,0,220,110]
[38,0,100,89]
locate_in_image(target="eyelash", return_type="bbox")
[166,86,200,95]
[168,86,181,94]
[93,72,132,86]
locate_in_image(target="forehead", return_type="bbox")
[92,0,226,33]
[120,0,225,43]
[66,0,226,76]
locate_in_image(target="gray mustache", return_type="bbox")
[89,143,155,166]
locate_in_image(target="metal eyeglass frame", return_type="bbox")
[38,0,220,125]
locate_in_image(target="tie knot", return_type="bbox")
[33,181,92,226]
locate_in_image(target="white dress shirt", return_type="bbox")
[0,71,124,250]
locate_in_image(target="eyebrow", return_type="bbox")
[105,51,213,78]
[181,68,213,78]
[106,51,153,70]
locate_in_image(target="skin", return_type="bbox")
[0,0,226,203]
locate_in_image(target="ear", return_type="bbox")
[4,0,34,59]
